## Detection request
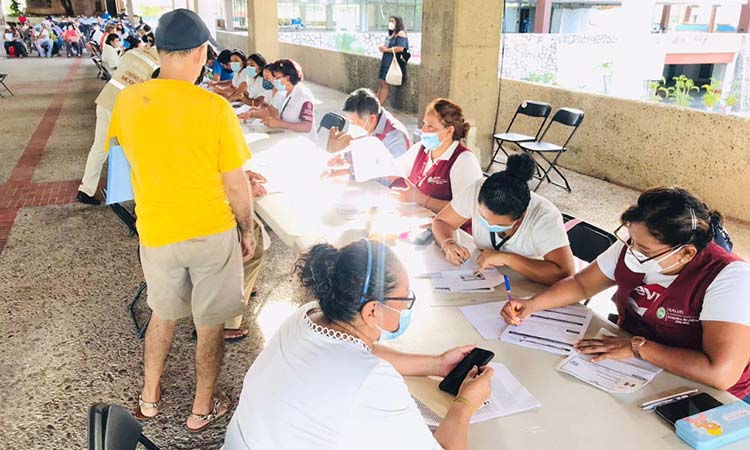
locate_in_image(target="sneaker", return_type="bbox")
[76,191,101,205]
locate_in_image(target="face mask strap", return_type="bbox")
[359,239,372,305]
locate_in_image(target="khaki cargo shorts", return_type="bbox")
[140,227,245,326]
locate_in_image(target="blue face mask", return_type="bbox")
[420,131,444,150]
[359,239,413,342]
[274,78,286,91]
[479,214,515,234]
[230,62,241,73]
[377,304,412,341]
[262,79,274,90]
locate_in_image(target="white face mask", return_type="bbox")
[388,22,395,31]
[623,245,685,275]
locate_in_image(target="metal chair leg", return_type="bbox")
[128,281,150,339]
[0,81,11,97]
[532,152,571,192]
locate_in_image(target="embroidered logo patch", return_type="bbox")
[656,307,666,320]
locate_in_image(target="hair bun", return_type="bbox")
[294,244,340,309]
[505,153,536,183]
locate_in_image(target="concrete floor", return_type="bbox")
[1,56,749,449]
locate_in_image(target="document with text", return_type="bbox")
[500,304,592,355]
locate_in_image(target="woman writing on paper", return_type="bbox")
[236,65,287,122]
[501,188,750,401]
[390,99,483,215]
[431,153,574,285]
[223,240,494,450]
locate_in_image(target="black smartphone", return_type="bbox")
[655,393,723,427]
[438,348,495,396]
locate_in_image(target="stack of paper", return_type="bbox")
[556,329,662,394]
[349,136,404,182]
[413,363,541,426]
[459,301,508,339]
[430,269,503,293]
[500,304,592,355]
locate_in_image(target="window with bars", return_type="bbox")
[233,0,248,30]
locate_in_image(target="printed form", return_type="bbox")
[501,304,592,355]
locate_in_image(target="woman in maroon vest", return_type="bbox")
[391,99,483,215]
[501,188,750,400]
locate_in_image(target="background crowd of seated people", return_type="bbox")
[2,13,155,59]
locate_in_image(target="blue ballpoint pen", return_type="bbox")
[503,274,513,302]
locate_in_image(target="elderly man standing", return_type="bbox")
[106,9,255,432]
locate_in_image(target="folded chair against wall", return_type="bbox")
[486,100,551,172]
[519,107,584,193]
[88,403,161,450]
[0,74,14,98]
[562,213,616,306]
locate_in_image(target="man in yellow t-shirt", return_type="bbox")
[106,9,255,433]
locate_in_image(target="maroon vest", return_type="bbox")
[613,242,750,397]
[408,142,472,233]
[373,110,411,151]
[408,142,469,201]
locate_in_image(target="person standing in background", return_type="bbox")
[376,15,408,106]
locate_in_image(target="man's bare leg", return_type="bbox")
[186,323,228,430]
[140,313,176,417]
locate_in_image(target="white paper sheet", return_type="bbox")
[431,268,504,292]
[471,363,541,423]
[556,328,662,394]
[349,136,404,182]
[459,301,508,339]
[501,304,593,355]
[232,104,251,115]
[413,363,541,426]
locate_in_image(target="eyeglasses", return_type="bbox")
[614,224,685,264]
[380,290,417,310]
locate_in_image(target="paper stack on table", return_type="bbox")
[430,269,502,293]
[500,304,592,355]
[413,363,541,427]
[349,136,404,182]
[459,301,508,339]
[556,329,662,394]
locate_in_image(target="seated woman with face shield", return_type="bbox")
[222,240,494,450]
[432,153,574,285]
[500,187,750,401]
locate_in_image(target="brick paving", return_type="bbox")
[0,58,85,253]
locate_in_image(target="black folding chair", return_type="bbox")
[317,112,346,133]
[487,100,551,172]
[562,213,616,306]
[519,107,584,193]
[0,74,14,98]
[88,403,161,450]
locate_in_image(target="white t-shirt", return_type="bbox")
[231,68,248,89]
[279,82,315,123]
[270,89,287,111]
[451,182,569,258]
[222,302,442,450]
[397,141,483,201]
[246,75,273,100]
[596,241,750,325]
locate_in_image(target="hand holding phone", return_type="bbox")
[439,348,495,396]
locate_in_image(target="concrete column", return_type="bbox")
[359,0,368,32]
[534,0,552,33]
[739,1,750,33]
[660,4,671,32]
[222,0,234,31]
[418,0,503,165]
[247,0,279,61]
[611,0,656,100]
[683,6,693,23]
[325,1,334,30]
[708,5,718,32]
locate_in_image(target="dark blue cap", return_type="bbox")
[155,8,219,51]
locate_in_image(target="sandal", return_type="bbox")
[184,392,232,433]
[134,394,160,421]
[191,328,250,343]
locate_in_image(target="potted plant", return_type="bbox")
[701,78,721,112]
[658,74,699,107]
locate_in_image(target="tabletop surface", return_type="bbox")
[243,132,749,450]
